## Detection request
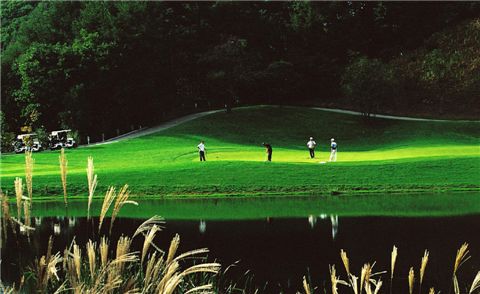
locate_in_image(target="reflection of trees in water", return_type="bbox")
[308,214,339,240]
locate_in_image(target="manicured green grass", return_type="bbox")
[1,106,479,198]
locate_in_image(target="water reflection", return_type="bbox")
[308,215,317,228]
[199,220,206,234]
[34,217,42,226]
[2,215,480,294]
[330,215,338,240]
[307,214,339,240]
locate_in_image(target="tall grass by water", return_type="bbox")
[1,151,479,293]
[301,246,480,294]
[59,148,68,207]
[1,152,222,293]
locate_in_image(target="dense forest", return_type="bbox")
[1,2,479,150]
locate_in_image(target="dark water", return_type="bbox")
[2,214,480,293]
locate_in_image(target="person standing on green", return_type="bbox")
[263,143,272,161]
[307,137,317,159]
[329,138,337,162]
[197,140,206,161]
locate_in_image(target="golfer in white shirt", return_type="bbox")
[329,138,337,162]
[307,137,317,158]
[197,141,206,161]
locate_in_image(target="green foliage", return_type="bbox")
[341,56,395,116]
[0,2,478,142]
[0,111,15,153]
[342,19,480,117]
[34,126,49,147]
[289,1,318,32]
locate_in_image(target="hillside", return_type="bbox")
[1,106,479,198]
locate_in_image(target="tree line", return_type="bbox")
[1,2,479,151]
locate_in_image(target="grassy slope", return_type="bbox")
[1,106,479,198]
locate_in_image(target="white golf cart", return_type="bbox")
[12,133,43,153]
[49,130,77,150]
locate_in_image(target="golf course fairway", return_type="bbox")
[1,106,479,198]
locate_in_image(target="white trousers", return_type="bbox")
[329,149,337,162]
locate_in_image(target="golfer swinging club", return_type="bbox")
[329,138,337,162]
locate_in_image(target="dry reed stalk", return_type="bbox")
[157,261,180,293]
[184,284,214,294]
[454,243,470,274]
[58,148,68,207]
[108,251,138,289]
[361,263,372,294]
[173,248,209,264]
[152,256,166,285]
[409,267,415,294]
[166,234,180,266]
[1,191,13,240]
[133,215,165,238]
[37,256,48,290]
[73,244,82,281]
[391,246,398,280]
[100,236,109,269]
[10,217,35,232]
[429,287,435,294]
[350,274,359,294]
[453,243,470,294]
[86,156,97,220]
[86,239,96,280]
[390,245,398,294]
[134,215,165,252]
[419,250,429,294]
[330,265,340,294]
[141,224,160,264]
[98,186,116,232]
[303,276,311,294]
[181,263,221,275]
[64,242,80,287]
[14,177,23,219]
[144,251,158,287]
[109,184,138,233]
[36,237,62,291]
[114,236,132,275]
[23,200,31,228]
[46,252,62,284]
[373,279,383,294]
[469,271,480,294]
[25,151,34,202]
[163,273,183,294]
[340,249,350,275]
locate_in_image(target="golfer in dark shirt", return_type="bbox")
[263,143,272,161]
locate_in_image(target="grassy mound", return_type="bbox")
[1,106,479,197]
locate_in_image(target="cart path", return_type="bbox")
[91,106,478,146]
[312,107,478,122]
[91,109,224,146]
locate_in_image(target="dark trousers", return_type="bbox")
[199,151,206,161]
[309,148,315,158]
[267,151,272,161]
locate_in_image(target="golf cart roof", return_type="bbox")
[50,129,72,136]
[17,133,37,139]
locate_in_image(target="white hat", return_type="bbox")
[331,138,335,142]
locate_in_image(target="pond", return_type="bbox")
[2,193,480,293]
